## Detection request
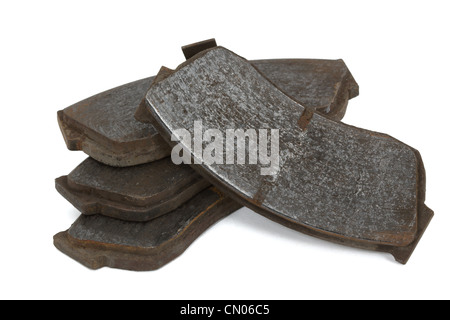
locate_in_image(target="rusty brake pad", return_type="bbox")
[58,58,358,167]
[177,39,358,121]
[54,187,241,271]
[56,157,209,222]
[54,70,358,269]
[54,108,348,269]
[142,46,433,264]
[55,153,431,268]
[55,66,354,222]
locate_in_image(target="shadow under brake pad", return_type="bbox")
[54,187,241,271]
[143,46,433,264]
[57,58,358,167]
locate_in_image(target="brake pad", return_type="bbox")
[55,157,209,222]
[58,58,358,167]
[141,46,433,264]
[56,61,355,222]
[54,69,358,269]
[54,187,240,271]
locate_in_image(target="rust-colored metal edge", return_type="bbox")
[182,38,218,60]
[57,107,171,167]
[386,149,433,264]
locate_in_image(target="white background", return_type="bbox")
[1,0,449,300]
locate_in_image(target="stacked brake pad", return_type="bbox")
[54,39,432,271]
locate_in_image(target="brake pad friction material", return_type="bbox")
[57,77,171,167]
[56,157,210,222]
[54,188,240,271]
[143,46,432,263]
[58,59,358,167]
[55,64,356,222]
[252,59,358,121]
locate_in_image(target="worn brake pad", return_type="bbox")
[54,187,240,271]
[58,58,358,167]
[55,157,209,222]
[55,60,356,222]
[54,62,358,269]
[142,46,433,264]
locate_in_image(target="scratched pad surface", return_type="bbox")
[68,188,224,247]
[68,157,202,205]
[146,47,419,246]
[58,59,358,167]
[63,77,158,142]
[56,157,210,222]
[253,59,358,118]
